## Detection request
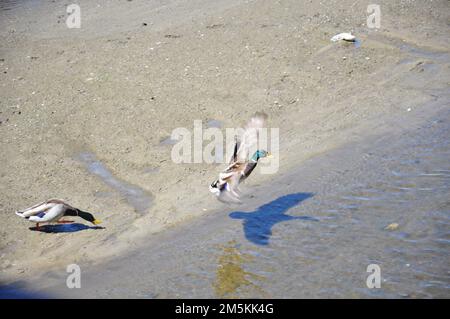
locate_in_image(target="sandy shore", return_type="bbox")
[1,0,449,285]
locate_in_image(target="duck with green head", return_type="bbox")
[209,112,272,201]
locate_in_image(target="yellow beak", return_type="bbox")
[93,219,102,225]
[266,152,273,158]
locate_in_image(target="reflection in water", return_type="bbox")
[213,241,265,298]
[230,193,317,245]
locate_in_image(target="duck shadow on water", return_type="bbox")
[229,193,317,246]
[29,223,105,233]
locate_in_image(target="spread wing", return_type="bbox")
[229,137,240,164]
[236,112,268,162]
[212,112,268,203]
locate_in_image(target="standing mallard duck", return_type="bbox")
[209,112,272,201]
[15,199,101,230]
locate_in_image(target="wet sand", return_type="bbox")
[1,0,449,297]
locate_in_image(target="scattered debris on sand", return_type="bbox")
[385,223,400,231]
[331,32,356,42]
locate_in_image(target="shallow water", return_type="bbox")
[76,152,152,215]
[31,106,449,298]
[0,0,25,11]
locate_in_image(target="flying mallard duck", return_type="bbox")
[209,112,272,201]
[15,199,101,230]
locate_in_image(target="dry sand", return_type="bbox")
[1,0,449,284]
